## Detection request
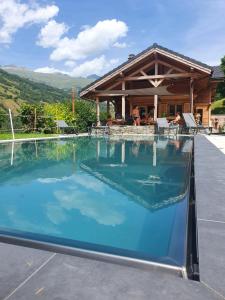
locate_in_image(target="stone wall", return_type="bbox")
[91,125,156,136]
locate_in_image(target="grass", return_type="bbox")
[0,133,59,140]
[212,98,225,114]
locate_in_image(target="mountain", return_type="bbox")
[2,66,95,91]
[87,74,100,80]
[0,68,70,114]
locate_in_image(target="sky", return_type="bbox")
[0,0,225,78]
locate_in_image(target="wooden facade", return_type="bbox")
[80,44,223,126]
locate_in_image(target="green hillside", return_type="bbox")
[0,68,70,113]
[2,66,94,91]
[212,98,225,114]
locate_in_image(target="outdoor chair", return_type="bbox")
[182,113,211,135]
[55,120,78,134]
[157,118,179,135]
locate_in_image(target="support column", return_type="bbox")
[154,60,158,121]
[122,96,125,119]
[154,95,158,121]
[190,78,194,113]
[96,96,100,126]
[122,81,125,119]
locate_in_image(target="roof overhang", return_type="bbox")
[80,46,212,98]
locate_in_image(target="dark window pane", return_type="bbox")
[176,105,183,114]
[169,105,175,116]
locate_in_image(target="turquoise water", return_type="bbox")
[0,136,192,266]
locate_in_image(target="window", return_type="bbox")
[169,105,175,116]
[168,104,183,116]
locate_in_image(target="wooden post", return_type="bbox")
[96,96,100,126]
[190,78,194,113]
[154,95,158,121]
[122,81,125,119]
[154,60,158,121]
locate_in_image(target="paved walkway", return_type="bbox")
[205,134,225,155]
[195,135,225,299]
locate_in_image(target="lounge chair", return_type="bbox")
[157,118,179,135]
[182,113,211,135]
[55,120,78,134]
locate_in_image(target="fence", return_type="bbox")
[0,109,77,140]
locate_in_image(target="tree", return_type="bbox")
[0,108,8,130]
[215,55,225,100]
[20,103,55,133]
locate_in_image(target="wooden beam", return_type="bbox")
[157,59,187,73]
[122,81,126,119]
[140,70,157,87]
[124,72,196,81]
[155,68,173,87]
[190,78,194,113]
[154,95,158,121]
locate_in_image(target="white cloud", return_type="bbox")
[54,189,125,226]
[113,42,127,48]
[37,20,68,48]
[34,56,119,77]
[64,60,76,68]
[70,55,119,77]
[34,66,68,74]
[49,19,128,61]
[0,0,59,44]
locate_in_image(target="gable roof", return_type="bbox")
[80,43,221,97]
[212,65,224,79]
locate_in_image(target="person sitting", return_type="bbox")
[132,106,140,126]
[171,112,181,125]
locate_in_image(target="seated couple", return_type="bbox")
[170,112,181,126]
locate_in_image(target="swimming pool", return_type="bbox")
[0,136,193,271]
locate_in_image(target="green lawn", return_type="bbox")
[0,133,59,140]
[212,98,225,114]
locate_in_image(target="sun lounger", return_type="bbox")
[182,113,210,134]
[55,120,78,134]
[157,118,179,135]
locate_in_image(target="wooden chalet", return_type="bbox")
[80,43,224,127]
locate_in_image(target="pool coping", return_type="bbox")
[0,133,89,144]
[0,234,185,277]
[194,135,225,298]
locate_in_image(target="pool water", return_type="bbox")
[0,136,193,267]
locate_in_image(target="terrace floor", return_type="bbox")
[0,135,225,300]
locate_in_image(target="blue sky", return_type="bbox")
[0,0,225,77]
